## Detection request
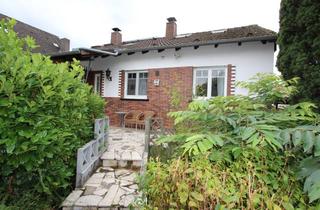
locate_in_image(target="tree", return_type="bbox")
[277,0,320,105]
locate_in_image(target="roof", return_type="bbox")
[0,13,67,54]
[93,25,277,53]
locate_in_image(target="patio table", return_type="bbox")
[115,111,127,128]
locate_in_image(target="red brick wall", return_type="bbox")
[105,66,193,127]
[227,64,236,96]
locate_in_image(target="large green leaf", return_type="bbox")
[303,131,314,153]
[314,135,320,157]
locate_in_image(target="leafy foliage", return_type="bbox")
[277,0,320,105]
[0,19,105,209]
[237,73,298,107]
[141,74,320,208]
[140,152,315,209]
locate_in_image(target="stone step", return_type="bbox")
[101,150,143,169]
[101,150,143,161]
[62,167,140,210]
[102,159,142,169]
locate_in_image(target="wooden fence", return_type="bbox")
[75,117,109,188]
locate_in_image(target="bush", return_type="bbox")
[140,151,308,209]
[139,74,320,209]
[0,19,105,209]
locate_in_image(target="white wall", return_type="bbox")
[81,41,275,97]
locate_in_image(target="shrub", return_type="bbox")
[140,151,309,209]
[0,19,105,209]
[140,74,320,209]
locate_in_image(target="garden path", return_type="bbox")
[62,127,147,210]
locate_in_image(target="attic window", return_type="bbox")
[211,29,226,34]
[53,42,59,48]
[123,42,135,46]
[193,38,200,42]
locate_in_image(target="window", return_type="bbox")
[125,71,148,99]
[193,67,226,98]
[94,73,101,95]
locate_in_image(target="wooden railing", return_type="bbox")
[75,117,109,188]
[142,117,174,173]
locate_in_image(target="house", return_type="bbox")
[51,17,277,127]
[0,13,70,53]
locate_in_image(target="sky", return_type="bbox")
[0,0,281,49]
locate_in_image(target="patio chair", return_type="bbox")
[124,110,142,128]
[136,111,156,129]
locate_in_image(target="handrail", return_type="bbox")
[75,117,109,188]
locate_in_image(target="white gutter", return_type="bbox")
[74,47,119,56]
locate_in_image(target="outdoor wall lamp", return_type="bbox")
[106,68,112,81]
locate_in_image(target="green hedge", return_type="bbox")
[0,19,105,209]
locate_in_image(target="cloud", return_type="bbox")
[0,0,280,49]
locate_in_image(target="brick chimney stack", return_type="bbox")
[111,27,122,45]
[60,38,70,52]
[165,17,177,39]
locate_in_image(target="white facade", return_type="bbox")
[82,41,275,97]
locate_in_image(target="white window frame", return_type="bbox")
[94,73,101,95]
[193,66,228,99]
[124,70,148,99]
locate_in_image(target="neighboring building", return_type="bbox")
[51,17,277,127]
[0,13,70,54]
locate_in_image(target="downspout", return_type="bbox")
[85,56,94,82]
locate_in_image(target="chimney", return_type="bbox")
[111,27,122,45]
[165,17,177,39]
[60,38,70,52]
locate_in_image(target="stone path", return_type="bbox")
[62,127,147,210]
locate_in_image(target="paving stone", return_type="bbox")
[105,171,115,179]
[114,151,121,160]
[120,186,136,194]
[101,167,115,172]
[118,160,127,168]
[101,151,115,160]
[119,194,135,207]
[131,151,142,160]
[112,187,126,205]
[61,190,83,206]
[132,160,141,168]
[75,195,103,207]
[84,184,100,195]
[103,160,118,167]
[74,207,99,210]
[93,187,109,196]
[101,177,116,189]
[119,173,136,182]
[98,184,120,207]
[121,151,132,160]
[115,169,131,177]
[119,180,133,187]
[85,173,105,185]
